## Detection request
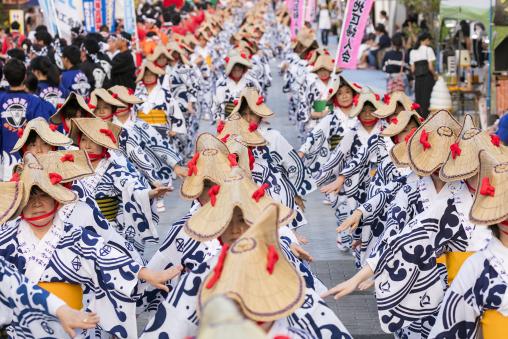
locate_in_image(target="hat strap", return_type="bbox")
[87,148,110,161]
[21,203,60,228]
[266,244,279,274]
[206,243,230,289]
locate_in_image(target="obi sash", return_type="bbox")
[329,135,343,151]
[96,197,120,221]
[38,282,83,310]
[481,310,508,339]
[137,109,167,125]
[224,101,236,117]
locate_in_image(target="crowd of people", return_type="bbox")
[0,1,507,339]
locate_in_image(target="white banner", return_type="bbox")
[41,0,84,42]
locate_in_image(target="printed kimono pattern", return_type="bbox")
[212,74,262,121]
[60,68,91,98]
[36,81,64,108]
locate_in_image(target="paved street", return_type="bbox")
[145,60,391,338]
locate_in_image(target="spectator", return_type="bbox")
[60,45,91,97]
[368,24,391,69]
[357,33,376,69]
[410,32,437,118]
[318,2,331,46]
[379,10,389,30]
[383,33,410,94]
[109,32,136,90]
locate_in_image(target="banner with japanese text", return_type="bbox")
[41,0,83,41]
[336,0,374,69]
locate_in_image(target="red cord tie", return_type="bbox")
[48,172,63,185]
[404,127,417,144]
[233,99,239,106]
[60,153,75,162]
[353,82,362,89]
[247,147,255,170]
[187,152,200,176]
[220,134,230,143]
[390,117,398,125]
[217,120,225,134]
[240,53,247,59]
[252,183,269,202]
[420,129,431,150]
[419,117,425,123]
[10,172,20,182]
[99,128,117,144]
[206,244,230,289]
[328,88,333,94]
[450,143,462,159]
[491,134,501,147]
[87,148,110,161]
[208,185,220,206]
[383,94,391,105]
[273,336,290,339]
[323,49,330,55]
[352,94,359,107]
[411,103,420,110]
[48,123,58,131]
[21,203,60,228]
[374,93,380,101]
[248,122,258,132]
[88,104,96,110]
[17,128,24,138]
[56,103,63,109]
[256,96,264,105]
[266,244,279,275]
[111,93,119,99]
[127,88,135,95]
[224,56,230,63]
[480,177,495,197]
[227,153,238,167]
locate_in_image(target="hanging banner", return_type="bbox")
[40,0,83,41]
[105,0,116,31]
[123,0,136,35]
[305,0,315,23]
[297,0,305,29]
[38,0,59,37]
[83,0,95,32]
[286,0,297,38]
[335,0,375,69]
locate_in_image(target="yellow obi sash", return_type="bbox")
[38,282,83,310]
[96,197,120,221]
[137,110,167,125]
[481,310,508,339]
[435,252,474,284]
[329,135,342,151]
[224,101,236,117]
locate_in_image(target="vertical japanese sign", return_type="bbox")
[286,0,297,38]
[123,0,136,35]
[335,0,374,69]
[297,0,305,29]
[83,0,95,32]
[39,0,60,37]
[9,10,25,35]
[305,0,315,23]
[40,0,83,41]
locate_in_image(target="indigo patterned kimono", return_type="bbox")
[428,237,508,339]
[366,178,492,338]
[73,157,158,257]
[212,74,262,121]
[0,210,143,339]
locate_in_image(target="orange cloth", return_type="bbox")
[481,310,508,339]
[446,252,474,284]
[38,282,83,310]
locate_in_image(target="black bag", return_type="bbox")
[414,59,430,77]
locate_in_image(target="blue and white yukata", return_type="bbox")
[212,74,262,121]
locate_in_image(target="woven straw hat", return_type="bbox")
[181,133,234,200]
[166,41,190,64]
[49,92,95,125]
[440,115,508,182]
[147,44,174,63]
[373,91,415,118]
[407,110,462,176]
[184,33,199,47]
[197,296,266,339]
[224,51,253,76]
[326,76,364,102]
[12,118,72,153]
[184,170,295,242]
[390,141,411,168]
[135,60,166,83]
[198,204,304,322]
[381,110,423,137]
[347,92,386,118]
[217,113,266,147]
[108,86,143,105]
[311,53,335,73]
[38,150,94,182]
[230,87,273,118]
[469,150,508,225]
[225,134,252,175]
[69,118,122,150]
[89,88,127,109]
[0,152,92,223]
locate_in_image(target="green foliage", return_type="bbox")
[400,0,441,13]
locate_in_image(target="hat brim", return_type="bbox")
[12,118,72,153]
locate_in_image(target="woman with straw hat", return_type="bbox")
[316,92,386,252]
[298,76,362,177]
[429,151,508,339]
[322,111,498,338]
[0,152,182,338]
[0,256,100,338]
[49,92,96,135]
[70,118,170,257]
[191,28,215,121]
[133,60,187,155]
[211,48,261,121]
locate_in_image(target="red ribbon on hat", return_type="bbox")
[208,185,220,206]
[328,88,333,94]
[353,83,362,89]
[240,53,247,59]
[49,124,58,131]
[127,88,135,95]
[17,128,24,138]
[450,143,462,159]
[420,129,431,150]
[111,93,119,99]
[383,94,391,105]
[266,244,279,275]
[256,96,264,105]
[390,117,398,125]
[233,99,239,106]
[374,93,380,101]
[247,147,255,170]
[248,122,258,132]
[491,134,501,147]
[273,336,290,339]
[206,243,230,289]
[10,172,20,182]
[252,183,269,202]
[228,153,238,167]
[187,152,200,176]
[48,172,63,185]
[56,103,63,109]
[479,177,495,197]
[60,153,75,162]
[220,133,230,143]
[404,127,417,144]
[352,94,359,107]
[99,128,117,144]
[217,120,225,134]
[411,103,420,110]
[88,104,96,110]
